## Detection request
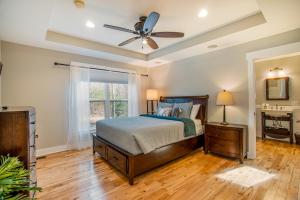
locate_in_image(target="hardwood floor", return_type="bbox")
[36,140,300,200]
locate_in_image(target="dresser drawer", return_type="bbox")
[29,174,37,199]
[29,133,35,148]
[93,138,107,159]
[107,146,127,174]
[30,165,37,185]
[29,145,36,163]
[30,123,36,134]
[29,125,36,145]
[29,112,36,124]
[206,126,239,141]
[207,136,239,155]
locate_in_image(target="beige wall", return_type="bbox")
[255,55,300,105]
[1,42,149,149]
[149,29,300,125]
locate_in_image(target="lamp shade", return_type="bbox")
[146,89,158,100]
[216,90,234,106]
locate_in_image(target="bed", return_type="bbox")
[92,95,209,185]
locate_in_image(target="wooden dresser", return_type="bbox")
[205,122,247,163]
[0,107,37,198]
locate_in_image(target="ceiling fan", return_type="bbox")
[103,12,184,50]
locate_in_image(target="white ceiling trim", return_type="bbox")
[148,12,266,60]
[254,52,300,63]
[46,12,266,63]
[46,30,146,60]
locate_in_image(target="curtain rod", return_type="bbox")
[54,62,149,77]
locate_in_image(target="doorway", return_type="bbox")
[246,42,300,159]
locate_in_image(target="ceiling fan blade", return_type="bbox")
[118,36,141,46]
[143,12,160,33]
[104,24,138,34]
[151,32,184,38]
[147,37,159,49]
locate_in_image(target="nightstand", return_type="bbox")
[204,122,247,163]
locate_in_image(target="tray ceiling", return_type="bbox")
[0,0,299,67]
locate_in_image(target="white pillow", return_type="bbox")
[190,104,201,119]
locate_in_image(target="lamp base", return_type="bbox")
[221,105,229,125]
[147,100,158,115]
[220,122,229,125]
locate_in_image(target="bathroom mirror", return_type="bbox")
[266,77,289,100]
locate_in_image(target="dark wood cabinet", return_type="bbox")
[0,107,37,198]
[261,112,293,144]
[205,122,247,163]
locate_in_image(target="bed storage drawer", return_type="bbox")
[93,138,107,159]
[107,146,127,174]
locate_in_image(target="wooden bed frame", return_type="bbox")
[93,95,209,185]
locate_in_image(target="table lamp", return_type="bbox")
[146,89,158,114]
[216,90,234,125]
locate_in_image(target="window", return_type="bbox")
[89,82,128,127]
[89,82,106,124]
[109,83,128,118]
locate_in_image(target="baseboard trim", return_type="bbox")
[37,145,69,157]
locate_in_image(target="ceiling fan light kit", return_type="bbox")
[103,11,184,50]
[142,38,148,44]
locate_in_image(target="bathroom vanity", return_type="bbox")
[261,110,293,144]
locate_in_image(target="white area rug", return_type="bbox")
[216,166,275,187]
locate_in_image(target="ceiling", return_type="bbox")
[49,0,259,54]
[0,0,300,67]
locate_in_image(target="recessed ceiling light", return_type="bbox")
[207,44,218,49]
[86,20,95,28]
[198,9,208,18]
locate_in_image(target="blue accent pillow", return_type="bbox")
[172,102,193,118]
[164,98,192,104]
[158,102,173,109]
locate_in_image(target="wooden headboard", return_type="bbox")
[160,95,209,123]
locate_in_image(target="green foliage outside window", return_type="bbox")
[89,82,128,123]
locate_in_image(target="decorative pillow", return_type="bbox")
[158,102,173,110]
[172,107,183,117]
[190,104,201,119]
[172,102,193,118]
[157,107,173,117]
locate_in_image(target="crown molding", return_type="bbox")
[148,12,266,60]
[46,30,147,60]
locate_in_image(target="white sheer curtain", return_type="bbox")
[68,67,91,150]
[128,73,140,117]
